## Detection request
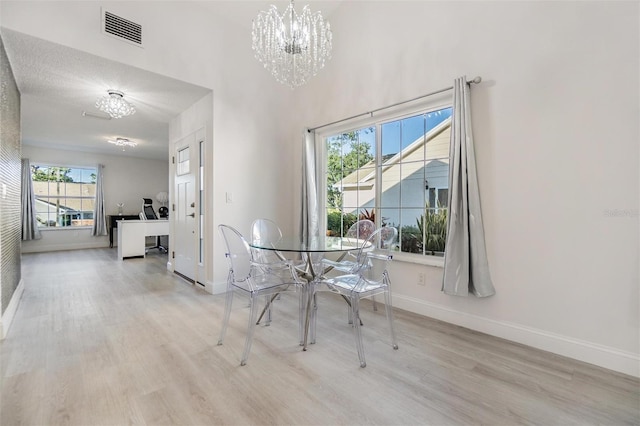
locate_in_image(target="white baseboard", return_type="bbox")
[206,280,226,295]
[1,278,25,339]
[21,241,109,253]
[393,294,639,378]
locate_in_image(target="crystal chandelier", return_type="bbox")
[96,90,136,119]
[252,0,332,88]
[107,137,137,149]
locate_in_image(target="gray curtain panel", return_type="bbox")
[21,158,42,241]
[300,130,320,241]
[442,76,495,297]
[91,164,107,236]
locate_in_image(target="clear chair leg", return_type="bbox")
[351,297,366,367]
[310,292,318,344]
[218,283,234,345]
[240,296,260,366]
[298,287,305,345]
[383,284,398,350]
[344,296,363,326]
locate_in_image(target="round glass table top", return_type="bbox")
[249,236,363,253]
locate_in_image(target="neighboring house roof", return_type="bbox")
[35,198,77,214]
[335,117,451,190]
[338,154,394,189]
[33,181,96,212]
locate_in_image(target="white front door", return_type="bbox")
[174,134,197,282]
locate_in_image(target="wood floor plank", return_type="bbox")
[1,248,638,425]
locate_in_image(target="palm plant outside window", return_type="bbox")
[324,106,452,256]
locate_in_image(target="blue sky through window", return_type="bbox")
[331,107,453,157]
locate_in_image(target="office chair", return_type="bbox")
[140,198,167,253]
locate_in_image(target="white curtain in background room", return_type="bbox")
[91,164,107,236]
[21,158,41,241]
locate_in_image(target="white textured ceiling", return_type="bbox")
[199,1,343,29]
[1,1,342,161]
[1,28,212,161]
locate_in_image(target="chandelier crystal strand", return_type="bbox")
[95,90,136,119]
[252,1,332,88]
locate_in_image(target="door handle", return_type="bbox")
[187,213,195,218]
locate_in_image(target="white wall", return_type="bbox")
[21,145,168,253]
[287,1,640,376]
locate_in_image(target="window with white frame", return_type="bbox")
[324,105,452,256]
[31,165,97,228]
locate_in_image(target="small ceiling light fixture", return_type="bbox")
[107,137,138,150]
[96,89,136,119]
[252,0,332,88]
[82,111,112,120]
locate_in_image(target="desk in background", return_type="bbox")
[109,215,140,248]
[117,219,169,260]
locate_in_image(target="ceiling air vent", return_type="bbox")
[102,10,143,47]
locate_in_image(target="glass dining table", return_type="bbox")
[249,235,362,350]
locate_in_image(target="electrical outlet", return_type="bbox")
[417,272,426,286]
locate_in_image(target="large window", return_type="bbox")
[31,165,97,228]
[324,106,452,256]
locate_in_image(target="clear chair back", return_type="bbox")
[340,220,376,264]
[345,219,375,240]
[361,226,398,284]
[218,224,252,283]
[251,219,285,264]
[251,219,283,244]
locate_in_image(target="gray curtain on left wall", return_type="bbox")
[92,164,107,236]
[21,158,41,241]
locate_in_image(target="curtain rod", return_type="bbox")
[308,76,482,133]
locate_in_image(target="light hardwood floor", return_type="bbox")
[1,249,638,425]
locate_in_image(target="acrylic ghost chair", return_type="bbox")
[321,219,375,274]
[250,219,287,268]
[250,218,306,343]
[250,218,307,277]
[320,219,378,324]
[314,226,399,367]
[217,224,302,365]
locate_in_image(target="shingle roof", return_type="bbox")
[335,117,451,189]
